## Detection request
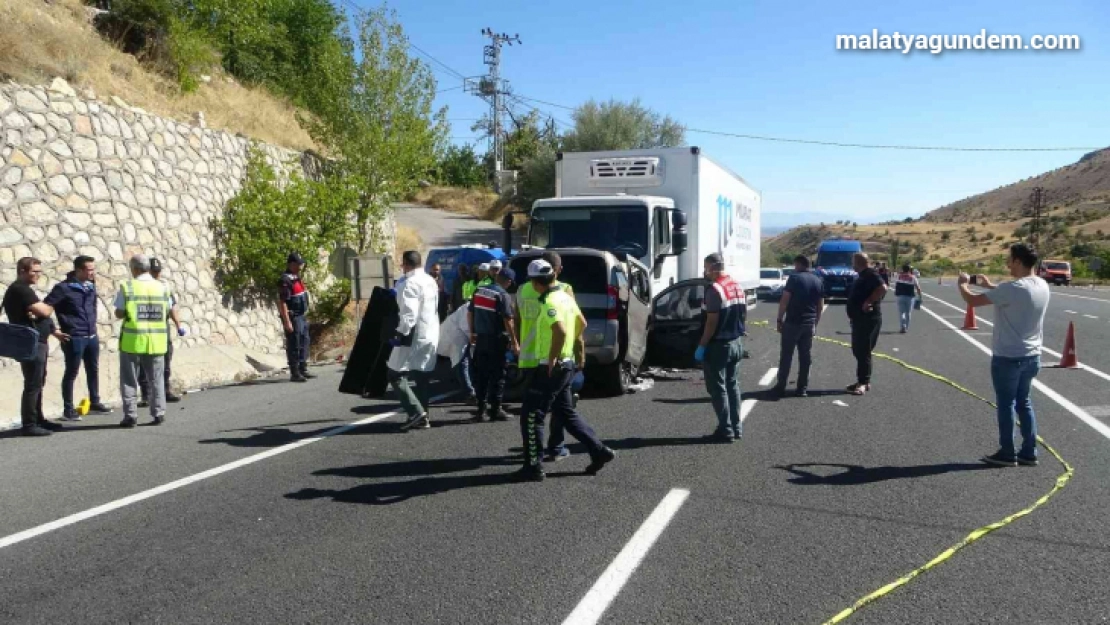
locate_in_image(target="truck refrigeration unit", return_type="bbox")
[520,147,762,302]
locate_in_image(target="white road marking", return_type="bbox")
[1049,291,1110,304]
[923,293,1110,384]
[1083,314,1098,319]
[0,393,455,551]
[919,305,1110,441]
[759,367,780,386]
[1066,310,1078,314]
[740,399,758,421]
[561,488,690,625]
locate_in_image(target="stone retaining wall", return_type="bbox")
[0,79,376,425]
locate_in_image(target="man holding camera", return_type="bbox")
[958,244,1050,467]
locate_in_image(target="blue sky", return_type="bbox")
[350,0,1108,225]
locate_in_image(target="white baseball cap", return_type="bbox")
[489,259,502,269]
[527,259,555,278]
[478,262,490,271]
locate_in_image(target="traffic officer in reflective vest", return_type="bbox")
[515,251,576,462]
[516,259,616,482]
[138,257,186,406]
[468,268,520,422]
[694,252,746,442]
[279,252,314,383]
[114,254,171,427]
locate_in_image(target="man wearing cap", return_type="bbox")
[279,253,313,383]
[115,254,171,427]
[487,259,502,281]
[515,251,577,461]
[696,253,746,442]
[468,268,519,422]
[517,259,615,482]
[138,258,186,405]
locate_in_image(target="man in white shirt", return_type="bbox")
[959,244,1050,467]
[387,250,441,431]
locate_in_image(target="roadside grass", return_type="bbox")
[411,185,516,223]
[0,0,315,150]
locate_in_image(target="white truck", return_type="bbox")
[528,147,761,300]
[506,147,761,374]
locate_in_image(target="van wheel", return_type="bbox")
[599,361,633,397]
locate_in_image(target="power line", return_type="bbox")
[436,85,464,95]
[334,0,470,80]
[683,127,1100,152]
[513,92,1101,152]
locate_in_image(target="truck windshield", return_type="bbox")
[1044,262,1069,270]
[817,251,856,268]
[530,206,648,258]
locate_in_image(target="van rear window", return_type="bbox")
[509,255,608,294]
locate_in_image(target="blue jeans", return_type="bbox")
[990,355,1040,458]
[896,295,915,330]
[704,338,743,436]
[455,345,475,396]
[61,335,101,411]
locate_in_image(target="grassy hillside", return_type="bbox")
[0,0,314,149]
[769,147,1110,273]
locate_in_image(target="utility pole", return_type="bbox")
[466,28,521,193]
[1030,186,1044,248]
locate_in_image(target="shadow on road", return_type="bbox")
[776,462,993,485]
[286,454,521,505]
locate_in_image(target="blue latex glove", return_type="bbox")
[694,345,706,363]
[177,327,187,337]
[388,288,397,297]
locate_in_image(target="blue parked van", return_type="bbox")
[425,246,512,299]
[814,239,863,299]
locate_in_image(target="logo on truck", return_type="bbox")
[717,194,753,254]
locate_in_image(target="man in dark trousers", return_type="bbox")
[44,254,112,420]
[516,259,615,482]
[2,257,65,436]
[774,255,824,398]
[278,253,313,382]
[468,268,520,422]
[845,254,887,395]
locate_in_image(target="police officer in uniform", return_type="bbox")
[694,253,747,442]
[516,259,616,482]
[114,255,171,427]
[138,258,186,405]
[468,268,519,422]
[279,253,314,383]
[894,263,923,334]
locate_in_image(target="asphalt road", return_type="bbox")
[3,287,1110,623]
[393,203,506,250]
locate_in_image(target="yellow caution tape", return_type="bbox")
[808,335,1075,624]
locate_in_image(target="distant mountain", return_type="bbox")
[765,147,1110,264]
[923,147,1110,223]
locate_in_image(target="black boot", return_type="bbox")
[300,365,317,379]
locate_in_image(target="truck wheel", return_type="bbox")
[599,361,633,397]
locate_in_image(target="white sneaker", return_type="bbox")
[400,412,429,431]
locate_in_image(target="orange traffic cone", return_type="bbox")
[961,304,978,330]
[1059,321,1079,368]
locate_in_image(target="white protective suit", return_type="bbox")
[436,306,471,368]
[386,268,440,373]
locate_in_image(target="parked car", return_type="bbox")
[507,248,652,396]
[756,267,788,300]
[1038,260,1072,286]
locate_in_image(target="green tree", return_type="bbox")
[437,144,487,188]
[889,239,900,268]
[561,98,685,151]
[517,145,559,210]
[211,147,354,306]
[303,6,447,253]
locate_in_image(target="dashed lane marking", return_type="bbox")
[1049,291,1110,304]
[923,293,1110,384]
[561,489,690,625]
[759,367,780,386]
[1083,314,1098,319]
[0,393,456,551]
[919,302,1110,440]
